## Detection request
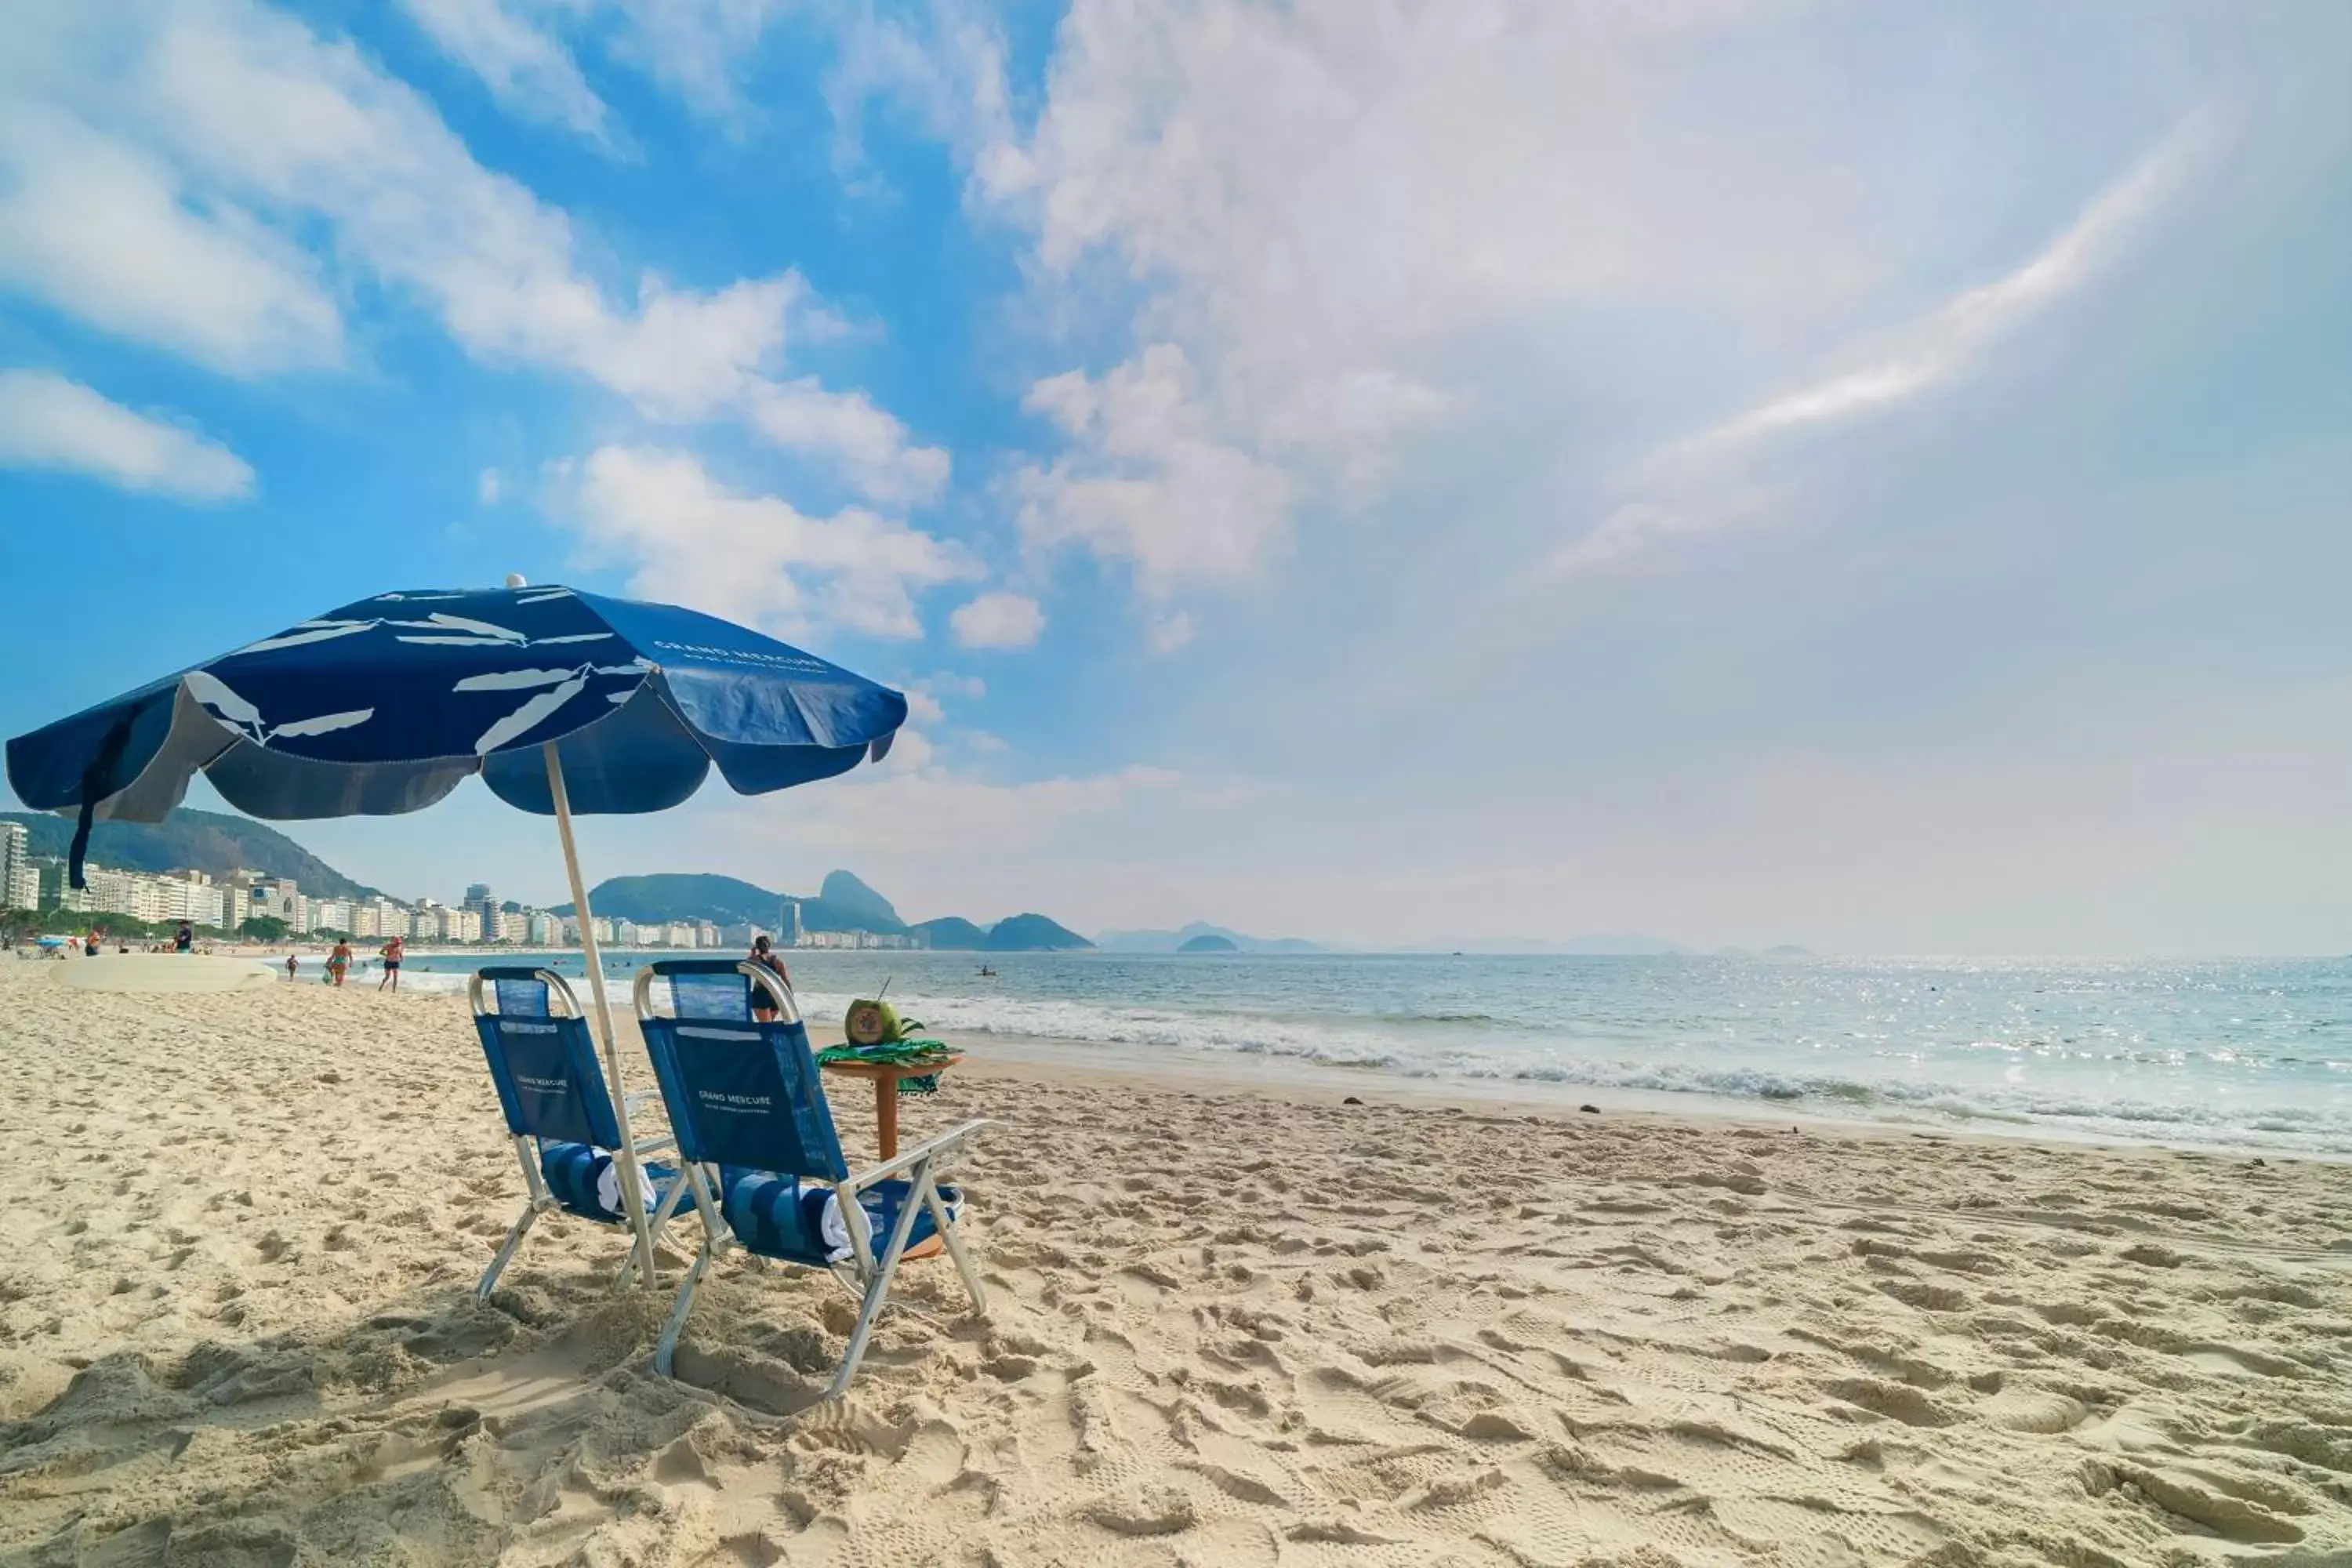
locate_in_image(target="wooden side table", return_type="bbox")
[819,1055,962,1161]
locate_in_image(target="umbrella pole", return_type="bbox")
[543,742,655,1289]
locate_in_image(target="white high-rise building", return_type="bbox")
[0,823,31,911]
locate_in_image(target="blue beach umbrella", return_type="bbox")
[5,578,906,1282]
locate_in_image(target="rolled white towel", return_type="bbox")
[595,1156,658,1219]
[819,1191,852,1263]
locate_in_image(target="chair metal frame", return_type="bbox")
[633,959,989,1400]
[470,967,703,1301]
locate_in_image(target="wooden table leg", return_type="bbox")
[875,1076,898,1160]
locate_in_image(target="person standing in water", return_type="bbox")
[748,932,790,1020]
[379,933,404,991]
[327,938,352,986]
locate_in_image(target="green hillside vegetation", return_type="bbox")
[557,873,1091,951]
[985,913,1093,952]
[0,808,386,901]
[818,869,901,928]
[1177,933,1240,953]
[554,873,909,935]
[913,916,989,950]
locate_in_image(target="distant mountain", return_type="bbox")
[1763,944,1815,957]
[1098,920,1323,954]
[556,873,779,927]
[986,913,1092,952]
[913,916,989,950]
[1177,933,1239,953]
[556,870,909,935]
[0,807,386,901]
[557,871,1087,950]
[820,869,901,930]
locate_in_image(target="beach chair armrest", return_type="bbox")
[842,1120,992,1193]
[630,1134,677,1156]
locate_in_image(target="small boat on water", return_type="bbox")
[977,965,997,978]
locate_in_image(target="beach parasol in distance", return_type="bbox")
[4,578,906,1283]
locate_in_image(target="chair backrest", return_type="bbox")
[633,960,848,1182]
[670,966,753,1022]
[470,967,622,1149]
[492,975,550,1018]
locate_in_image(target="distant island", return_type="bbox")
[1098,920,1321,954]
[1176,933,1239,953]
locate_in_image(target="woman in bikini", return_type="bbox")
[748,933,790,1020]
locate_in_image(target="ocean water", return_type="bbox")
[384,949,2352,1155]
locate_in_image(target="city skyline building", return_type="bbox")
[0,822,31,911]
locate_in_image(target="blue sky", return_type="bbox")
[2,0,2347,953]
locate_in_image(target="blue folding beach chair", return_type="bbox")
[632,959,989,1400]
[469,966,706,1301]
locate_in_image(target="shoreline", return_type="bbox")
[110,950,2352,1163]
[912,1025,2352,1167]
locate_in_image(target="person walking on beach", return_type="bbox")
[175,920,193,954]
[83,931,98,957]
[327,939,352,986]
[285,952,299,982]
[749,933,789,1020]
[379,934,404,991]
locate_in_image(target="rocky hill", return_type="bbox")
[0,808,386,901]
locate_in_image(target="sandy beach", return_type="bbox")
[1,959,2347,1566]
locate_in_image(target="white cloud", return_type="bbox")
[1145,610,1195,654]
[949,591,1044,649]
[822,0,1017,181]
[1553,119,2212,575]
[745,377,951,508]
[599,0,792,129]
[1015,345,1291,595]
[477,466,503,504]
[708,760,1183,862]
[389,0,795,139]
[954,0,1915,618]
[5,0,944,506]
[556,445,975,639]
[0,103,342,376]
[1688,122,2208,459]
[936,0,2234,630]
[0,368,254,501]
[395,0,613,143]
[927,671,986,700]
